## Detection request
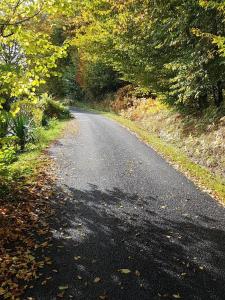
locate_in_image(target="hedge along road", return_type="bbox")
[28,109,225,300]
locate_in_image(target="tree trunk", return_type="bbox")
[215,81,223,107]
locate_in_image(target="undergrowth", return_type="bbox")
[0,119,68,197]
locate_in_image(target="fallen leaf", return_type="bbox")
[4,292,13,298]
[0,288,5,296]
[59,285,68,290]
[57,292,65,298]
[93,277,101,283]
[135,270,140,277]
[41,241,48,248]
[118,269,131,274]
[74,256,81,261]
[28,255,35,261]
[173,293,181,299]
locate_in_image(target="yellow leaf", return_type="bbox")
[11,107,20,116]
[0,288,5,295]
[28,255,35,261]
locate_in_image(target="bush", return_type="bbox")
[0,111,10,138]
[0,145,16,165]
[41,113,49,127]
[0,137,17,174]
[11,113,36,151]
[43,95,71,120]
[10,99,44,127]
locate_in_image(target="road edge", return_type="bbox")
[71,105,225,204]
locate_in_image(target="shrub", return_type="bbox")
[0,111,10,138]
[11,113,36,151]
[0,137,17,175]
[43,95,71,120]
[0,145,16,165]
[41,113,49,127]
[10,99,44,127]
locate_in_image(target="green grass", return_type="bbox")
[3,119,68,183]
[74,102,225,203]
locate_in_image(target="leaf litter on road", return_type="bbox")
[0,157,61,298]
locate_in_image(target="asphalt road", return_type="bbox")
[28,109,225,300]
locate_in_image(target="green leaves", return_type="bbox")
[73,0,225,109]
[10,113,36,151]
[0,0,71,119]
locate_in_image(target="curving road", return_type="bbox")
[28,109,225,300]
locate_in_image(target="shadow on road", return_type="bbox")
[25,184,225,300]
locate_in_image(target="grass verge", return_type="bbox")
[74,103,225,203]
[0,119,68,195]
[0,119,71,298]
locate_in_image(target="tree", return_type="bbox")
[44,27,84,100]
[82,61,123,100]
[0,0,75,114]
[73,0,225,110]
